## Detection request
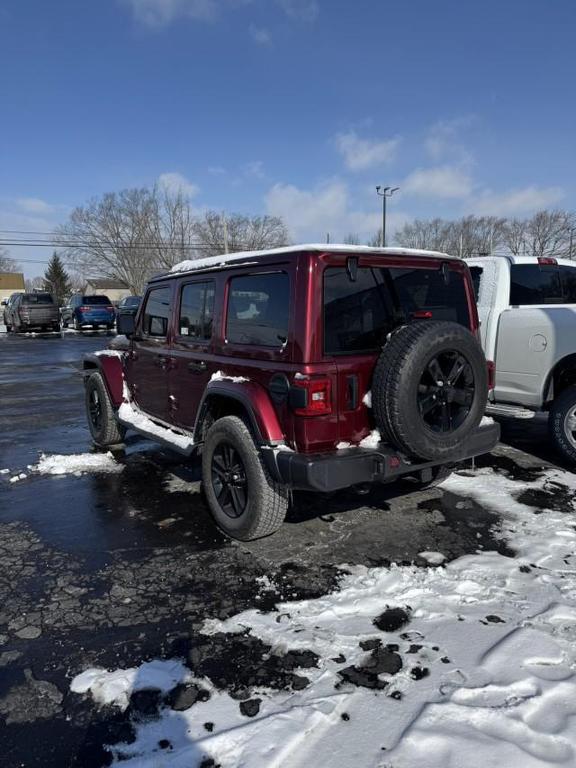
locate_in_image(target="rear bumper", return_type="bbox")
[262,423,500,493]
[77,312,115,326]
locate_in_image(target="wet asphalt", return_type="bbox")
[0,330,565,768]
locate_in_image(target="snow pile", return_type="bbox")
[210,370,250,384]
[9,473,27,483]
[359,428,381,448]
[0,468,10,475]
[71,660,189,710]
[118,400,194,451]
[362,390,372,408]
[70,463,576,768]
[34,452,123,476]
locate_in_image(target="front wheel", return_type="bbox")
[201,416,288,540]
[549,386,576,464]
[85,372,126,447]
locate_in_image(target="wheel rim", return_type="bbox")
[88,387,102,430]
[563,406,576,449]
[211,442,248,519]
[417,350,475,433]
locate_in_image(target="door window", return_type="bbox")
[142,286,172,337]
[560,266,576,303]
[510,265,563,304]
[226,273,289,347]
[178,282,215,340]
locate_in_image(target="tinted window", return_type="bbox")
[561,266,576,303]
[179,282,215,340]
[226,273,289,347]
[83,295,111,305]
[22,293,53,304]
[324,266,470,355]
[510,265,562,304]
[123,296,141,308]
[142,287,171,337]
[469,266,483,302]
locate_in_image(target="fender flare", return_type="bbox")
[82,353,125,408]
[194,379,284,446]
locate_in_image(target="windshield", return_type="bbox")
[123,297,141,307]
[23,294,53,304]
[323,265,470,355]
[82,296,111,305]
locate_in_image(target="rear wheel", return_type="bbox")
[549,386,576,464]
[85,372,126,447]
[72,316,80,331]
[202,416,288,540]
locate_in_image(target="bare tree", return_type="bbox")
[192,211,289,258]
[343,233,361,245]
[502,218,529,256]
[24,276,45,292]
[526,210,575,258]
[144,184,197,269]
[57,188,158,293]
[0,247,21,272]
[395,215,506,257]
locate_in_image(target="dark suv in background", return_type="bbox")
[4,292,60,332]
[61,295,116,330]
[83,245,499,540]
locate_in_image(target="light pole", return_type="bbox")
[375,186,399,247]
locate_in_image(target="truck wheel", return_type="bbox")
[549,386,576,464]
[85,372,126,447]
[372,321,487,461]
[202,415,288,540]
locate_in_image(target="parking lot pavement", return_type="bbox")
[0,331,571,767]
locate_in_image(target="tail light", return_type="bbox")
[79,306,91,312]
[291,376,332,416]
[106,306,115,311]
[412,310,433,319]
[487,361,495,391]
[538,257,557,266]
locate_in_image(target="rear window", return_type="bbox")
[82,295,111,305]
[226,273,289,347]
[510,265,563,304]
[323,266,470,355]
[22,293,53,304]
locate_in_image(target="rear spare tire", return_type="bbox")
[372,321,487,461]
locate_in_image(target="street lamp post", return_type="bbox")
[375,186,399,247]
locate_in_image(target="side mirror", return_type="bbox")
[117,313,136,337]
[0,300,7,306]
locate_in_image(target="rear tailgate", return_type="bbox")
[23,304,59,325]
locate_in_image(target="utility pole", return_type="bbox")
[375,186,399,247]
[570,228,574,260]
[222,213,229,254]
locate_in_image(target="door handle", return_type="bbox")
[187,360,207,373]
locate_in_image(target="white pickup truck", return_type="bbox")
[465,254,576,463]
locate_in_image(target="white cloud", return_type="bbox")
[424,116,475,162]
[277,0,318,22]
[123,0,218,26]
[157,172,199,197]
[335,130,400,172]
[243,160,265,179]
[265,179,401,242]
[470,185,565,216]
[402,165,474,199]
[16,197,57,214]
[208,165,227,176]
[249,23,271,45]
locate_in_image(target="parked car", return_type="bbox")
[466,254,576,463]
[61,295,116,330]
[83,244,499,540]
[4,292,60,332]
[1,293,21,327]
[116,295,142,318]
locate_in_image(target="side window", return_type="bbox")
[510,265,562,305]
[561,266,576,303]
[226,273,289,347]
[469,266,483,303]
[179,282,215,341]
[142,286,172,337]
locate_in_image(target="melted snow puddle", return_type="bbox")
[70,464,576,767]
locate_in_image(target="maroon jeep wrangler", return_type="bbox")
[83,245,499,540]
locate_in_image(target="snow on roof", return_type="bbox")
[168,243,456,276]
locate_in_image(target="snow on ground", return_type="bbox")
[70,463,576,767]
[33,451,123,476]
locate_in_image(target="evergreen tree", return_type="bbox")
[43,252,71,305]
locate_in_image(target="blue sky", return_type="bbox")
[1,0,575,277]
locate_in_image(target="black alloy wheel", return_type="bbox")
[211,442,248,519]
[418,350,475,433]
[88,387,102,432]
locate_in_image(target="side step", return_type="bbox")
[117,402,196,455]
[486,403,537,420]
